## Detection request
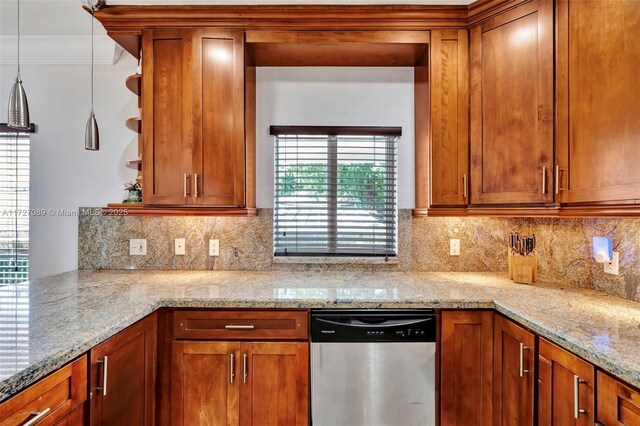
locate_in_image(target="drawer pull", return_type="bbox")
[225,324,255,330]
[97,356,108,396]
[22,408,51,426]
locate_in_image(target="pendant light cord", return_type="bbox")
[17,0,21,78]
[14,133,18,273]
[90,9,94,114]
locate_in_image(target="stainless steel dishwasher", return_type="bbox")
[311,309,436,426]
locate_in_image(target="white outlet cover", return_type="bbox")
[129,239,147,256]
[604,251,619,275]
[175,238,186,256]
[209,239,220,257]
[450,239,460,256]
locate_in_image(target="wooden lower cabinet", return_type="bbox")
[597,370,640,425]
[172,340,309,426]
[538,338,595,425]
[54,405,85,426]
[493,315,535,426]
[440,310,494,426]
[89,314,157,426]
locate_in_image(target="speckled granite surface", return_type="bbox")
[1,270,639,402]
[78,209,640,301]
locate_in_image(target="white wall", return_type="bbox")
[255,67,415,209]
[0,59,138,279]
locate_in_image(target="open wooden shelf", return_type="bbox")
[126,117,142,134]
[125,74,142,96]
[126,159,142,170]
[104,204,259,217]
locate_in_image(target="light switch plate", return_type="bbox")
[175,238,186,256]
[209,239,220,257]
[129,239,147,256]
[604,251,619,275]
[450,239,460,256]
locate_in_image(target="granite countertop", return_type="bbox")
[1,270,639,401]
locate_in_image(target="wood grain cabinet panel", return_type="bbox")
[493,315,535,426]
[597,370,640,426]
[0,357,87,426]
[430,29,469,207]
[556,0,640,204]
[538,338,595,426]
[470,0,553,205]
[440,310,494,426]
[90,314,157,426]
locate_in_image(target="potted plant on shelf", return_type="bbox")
[123,178,142,203]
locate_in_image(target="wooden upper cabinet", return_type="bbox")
[597,370,640,425]
[538,338,595,426]
[192,29,246,207]
[430,29,469,207]
[90,314,157,426]
[440,310,493,426]
[142,28,246,207]
[493,315,535,426]
[470,0,553,205]
[556,0,640,204]
[142,29,193,205]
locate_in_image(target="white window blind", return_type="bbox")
[273,126,399,257]
[0,132,30,285]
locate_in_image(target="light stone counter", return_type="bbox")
[1,270,639,401]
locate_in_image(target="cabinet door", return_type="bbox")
[470,0,553,205]
[171,341,240,426]
[430,29,469,207]
[142,29,194,205]
[440,311,493,426]
[192,29,246,207]
[556,0,640,204]
[596,371,640,425]
[538,338,594,426]
[54,405,85,426]
[493,315,535,426]
[90,314,157,426]
[239,342,309,426]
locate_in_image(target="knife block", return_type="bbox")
[508,251,538,284]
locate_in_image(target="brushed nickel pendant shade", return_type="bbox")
[7,0,30,130]
[85,7,99,151]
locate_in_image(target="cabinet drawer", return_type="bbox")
[597,371,640,425]
[0,356,87,426]
[174,310,309,340]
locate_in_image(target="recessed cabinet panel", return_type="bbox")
[470,0,553,205]
[557,0,640,203]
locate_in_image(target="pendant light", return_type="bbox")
[7,0,30,130]
[84,2,103,151]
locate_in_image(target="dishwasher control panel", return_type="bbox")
[311,309,436,342]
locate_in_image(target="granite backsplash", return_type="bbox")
[78,209,640,301]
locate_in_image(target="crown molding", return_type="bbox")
[0,35,117,65]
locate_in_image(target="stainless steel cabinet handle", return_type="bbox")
[555,165,566,194]
[183,174,189,198]
[230,353,235,384]
[574,374,587,419]
[22,408,51,426]
[519,343,530,378]
[462,174,468,199]
[96,356,108,396]
[243,353,248,384]
[225,324,255,330]
[542,166,547,194]
[194,173,199,198]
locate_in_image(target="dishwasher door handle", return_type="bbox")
[315,317,432,329]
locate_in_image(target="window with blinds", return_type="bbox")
[0,132,30,285]
[272,126,399,257]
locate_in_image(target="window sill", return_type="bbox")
[272,256,399,265]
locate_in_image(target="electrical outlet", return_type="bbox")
[175,238,186,256]
[604,251,620,275]
[209,239,220,257]
[129,239,147,256]
[450,239,460,256]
